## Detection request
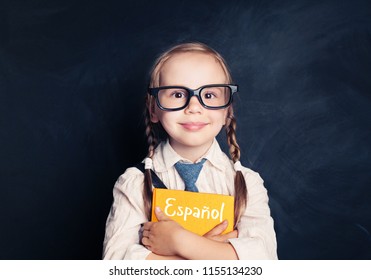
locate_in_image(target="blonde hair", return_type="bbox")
[143,42,247,227]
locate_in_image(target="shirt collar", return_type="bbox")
[153,138,227,173]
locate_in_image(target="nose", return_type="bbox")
[185,96,202,113]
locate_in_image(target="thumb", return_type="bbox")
[204,220,228,237]
[154,206,170,221]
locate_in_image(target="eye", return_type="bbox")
[203,91,217,99]
[170,90,187,98]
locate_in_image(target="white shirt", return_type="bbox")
[103,139,277,259]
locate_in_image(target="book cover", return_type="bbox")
[151,188,234,236]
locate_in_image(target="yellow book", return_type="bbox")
[151,188,234,236]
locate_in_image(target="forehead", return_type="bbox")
[159,52,227,87]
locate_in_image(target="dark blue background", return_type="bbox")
[1,0,370,259]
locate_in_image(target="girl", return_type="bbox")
[103,42,277,260]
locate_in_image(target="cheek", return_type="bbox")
[214,109,228,126]
[153,109,177,127]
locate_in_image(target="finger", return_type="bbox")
[208,229,238,243]
[142,222,154,230]
[223,229,238,239]
[142,229,150,238]
[141,237,153,252]
[204,220,228,237]
[154,207,170,221]
[142,236,150,246]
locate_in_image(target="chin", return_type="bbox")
[177,138,213,148]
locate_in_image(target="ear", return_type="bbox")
[149,99,159,123]
[150,112,159,123]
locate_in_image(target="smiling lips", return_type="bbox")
[179,122,208,131]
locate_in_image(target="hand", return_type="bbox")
[142,207,184,256]
[203,220,238,242]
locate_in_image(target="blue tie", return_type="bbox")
[174,158,207,192]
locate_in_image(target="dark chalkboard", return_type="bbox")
[1,0,370,259]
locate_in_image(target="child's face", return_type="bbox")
[150,52,229,158]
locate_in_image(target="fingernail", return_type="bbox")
[155,206,161,213]
[222,220,228,225]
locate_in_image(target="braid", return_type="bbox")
[143,95,158,220]
[144,100,158,158]
[226,114,240,162]
[226,113,248,227]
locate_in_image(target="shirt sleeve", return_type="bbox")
[228,169,278,260]
[102,167,151,260]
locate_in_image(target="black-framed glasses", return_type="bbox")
[148,84,238,111]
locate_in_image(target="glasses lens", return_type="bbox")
[157,88,189,109]
[200,86,231,108]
